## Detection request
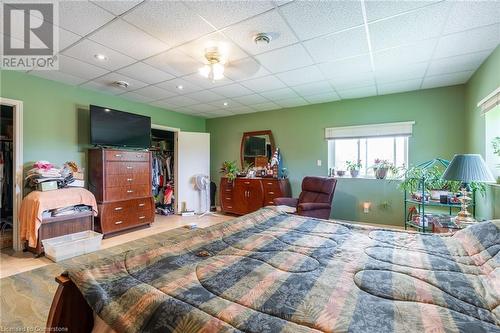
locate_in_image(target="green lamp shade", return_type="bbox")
[442,154,495,183]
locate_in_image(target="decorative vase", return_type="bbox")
[375,167,388,179]
[350,169,359,177]
[336,170,346,177]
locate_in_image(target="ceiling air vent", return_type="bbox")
[113,80,130,89]
[253,33,272,45]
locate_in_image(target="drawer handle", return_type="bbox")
[138,203,145,207]
[267,182,273,185]
[268,202,274,204]
[227,206,232,209]
[225,197,231,200]
[127,190,134,193]
[114,207,123,211]
[244,181,250,185]
[115,221,123,225]
[127,178,133,182]
[139,216,146,219]
[126,166,133,169]
[115,154,122,157]
[268,191,275,195]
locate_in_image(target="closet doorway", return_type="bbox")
[0,98,23,251]
[151,125,178,216]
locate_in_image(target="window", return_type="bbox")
[479,87,500,180]
[328,137,408,176]
[325,122,413,177]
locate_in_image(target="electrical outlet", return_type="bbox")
[317,160,322,166]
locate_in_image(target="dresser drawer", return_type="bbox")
[262,180,281,192]
[105,150,149,162]
[135,198,153,211]
[107,173,150,187]
[105,185,150,201]
[106,161,149,175]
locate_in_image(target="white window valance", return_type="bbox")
[325,121,415,140]
[477,86,500,115]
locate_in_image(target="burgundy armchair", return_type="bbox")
[274,176,337,219]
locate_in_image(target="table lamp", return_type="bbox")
[442,154,494,224]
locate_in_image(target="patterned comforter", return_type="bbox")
[68,208,500,333]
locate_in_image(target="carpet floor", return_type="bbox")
[0,226,192,331]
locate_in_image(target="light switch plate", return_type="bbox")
[317,160,322,166]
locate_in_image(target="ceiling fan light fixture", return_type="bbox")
[199,62,224,82]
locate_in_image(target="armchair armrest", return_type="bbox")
[297,202,331,211]
[273,197,298,207]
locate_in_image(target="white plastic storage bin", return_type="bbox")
[42,230,103,262]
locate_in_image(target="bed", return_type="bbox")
[47,208,499,332]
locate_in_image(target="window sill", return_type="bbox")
[330,175,402,182]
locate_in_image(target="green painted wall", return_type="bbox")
[464,46,500,220]
[0,70,205,170]
[207,86,466,226]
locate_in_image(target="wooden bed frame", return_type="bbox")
[47,275,94,332]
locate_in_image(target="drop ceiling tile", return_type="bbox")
[91,0,143,16]
[233,94,270,105]
[292,81,334,96]
[427,51,491,77]
[259,87,299,100]
[119,91,155,103]
[132,86,176,101]
[240,75,287,92]
[222,10,298,55]
[58,1,114,36]
[279,0,364,40]
[365,1,440,22]
[92,72,148,92]
[210,83,254,98]
[118,62,175,85]
[187,104,221,113]
[158,95,200,107]
[185,90,225,103]
[89,19,169,60]
[276,66,324,87]
[337,85,377,100]
[302,91,340,104]
[59,28,82,50]
[434,24,500,59]
[177,32,248,65]
[318,54,373,79]
[57,54,109,80]
[150,100,178,110]
[62,39,136,71]
[156,78,203,94]
[274,97,309,108]
[209,100,244,109]
[329,71,376,90]
[251,102,281,111]
[123,1,214,46]
[375,62,428,84]
[145,48,202,76]
[377,79,422,95]
[255,44,313,73]
[181,72,234,90]
[30,70,86,86]
[186,1,274,29]
[202,110,235,118]
[443,1,500,35]
[422,71,474,89]
[224,58,271,81]
[373,38,438,71]
[369,2,451,51]
[230,106,256,114]
[303,27,369,63]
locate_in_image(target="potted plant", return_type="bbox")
[220,161,239,182]
[346,160,362,177]
[372,159,398,179]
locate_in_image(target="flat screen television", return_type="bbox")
[90,105,151,148]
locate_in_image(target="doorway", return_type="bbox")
[151,125,178,216]
[0,98,23,251]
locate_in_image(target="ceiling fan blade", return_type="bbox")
[225,58,263,81]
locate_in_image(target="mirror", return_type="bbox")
[240,130,275,169]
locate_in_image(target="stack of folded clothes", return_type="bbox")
[25,161,74,189]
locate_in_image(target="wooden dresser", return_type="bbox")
[88,148,154,237]
[220,177,291,215]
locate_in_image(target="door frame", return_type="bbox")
[0,97,23,251]
[151,124,180,214]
